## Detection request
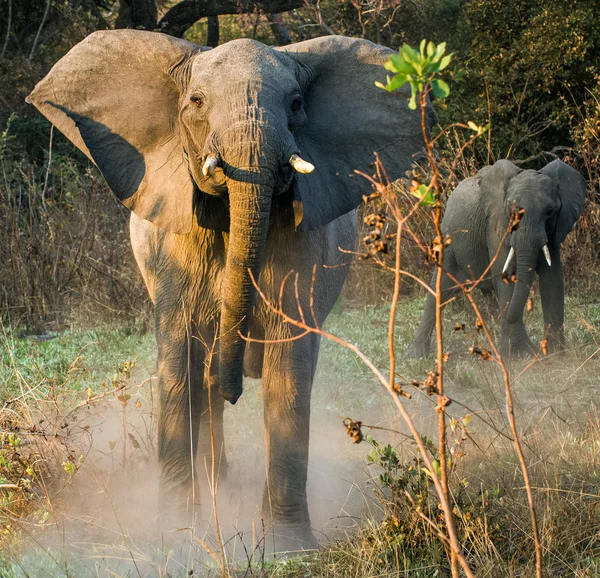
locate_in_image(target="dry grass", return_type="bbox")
[0,126,149,332]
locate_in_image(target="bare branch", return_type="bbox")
[158,0,315,38]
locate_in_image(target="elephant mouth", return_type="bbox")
[502,244,552,274]
[199,150,314,201]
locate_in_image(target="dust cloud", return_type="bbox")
[17,368,401,576]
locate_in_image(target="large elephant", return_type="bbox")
[27,31,432,548]
[409,159,586,358]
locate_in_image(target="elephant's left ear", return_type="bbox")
[540,159,587,244]
[277,36,435,231]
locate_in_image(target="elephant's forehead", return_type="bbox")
[193,39,287,76]
[509,170,552,195]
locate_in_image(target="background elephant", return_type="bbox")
[27,30,432,549]
[409,159,586,358]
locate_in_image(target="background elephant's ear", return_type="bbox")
[277,36,435,231]
[27,30,207,234]
[540,159,587,244]
[478,159,522,217]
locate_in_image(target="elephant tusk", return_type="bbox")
[289,153,315,174]
[543,244,552,267]
[202,155,219,177]
[502,247,515,274]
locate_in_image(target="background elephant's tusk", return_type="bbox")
[202,155,219,177]
[289,153,315,174]
[502,247,515,274]
[543,244,552,267]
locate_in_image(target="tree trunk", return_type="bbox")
[115,0,158,30]
[267,13,291,45]
[206,14,219,46]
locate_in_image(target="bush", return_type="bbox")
[0,114,148,331]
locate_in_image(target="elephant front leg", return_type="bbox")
[262,333,320,552]
[538,245,565,352]
[156,316,204,519]
[496,280,536,357]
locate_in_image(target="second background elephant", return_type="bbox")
[409,159,586,358]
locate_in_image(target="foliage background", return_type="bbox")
[1,0,599,329]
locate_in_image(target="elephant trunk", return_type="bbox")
[219,179,273,404]
[505,248,538,325]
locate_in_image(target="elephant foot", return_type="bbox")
[265,523,318,556]
[157,481,198,531]
[406,340,431,359]
[546,330,566,355]
[500,338,537,359]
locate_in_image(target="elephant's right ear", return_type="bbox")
[27,30,207,234]
[540,159,587,244]
[277,36,435,232]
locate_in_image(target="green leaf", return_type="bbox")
[408,94,417,110]
[387,54,414,74]
[401,44,421,74]
[427,41,435,58]
[388,74,409,92]
[410,184,435,205]
[431,78,450,98]
[419,39,427,59]
[467,121,490,135]
[434,42,447,63]
[438,53,453,71]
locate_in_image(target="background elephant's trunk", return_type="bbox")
[505,248,538,325]
[219,180,273,404]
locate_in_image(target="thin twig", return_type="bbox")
[1,0,12,59]
[457,280,544,577]
[28,0,51,63]
[206,331,227,577]
[418,87,459,578]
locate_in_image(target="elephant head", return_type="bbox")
[27,30,432,403]
[480,159,586,325]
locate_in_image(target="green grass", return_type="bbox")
[0,324,156,400]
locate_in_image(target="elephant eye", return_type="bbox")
[291,97,303,113]
[190,94,204,108]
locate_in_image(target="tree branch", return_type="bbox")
[158,0,314,38]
